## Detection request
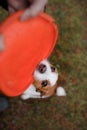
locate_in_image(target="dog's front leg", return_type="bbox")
[21,84,41,100]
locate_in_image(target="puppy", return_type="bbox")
[21,60,66,100]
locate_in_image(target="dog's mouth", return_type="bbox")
[37,64,47,73]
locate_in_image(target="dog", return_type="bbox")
[21,59,66,100]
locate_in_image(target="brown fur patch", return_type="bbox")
[34,80,57,97]
[33,63,58,97]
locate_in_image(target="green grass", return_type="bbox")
[0,0,87,130]
[0,7,8,22]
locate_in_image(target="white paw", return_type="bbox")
[21,94,30,100]
[56,86,66,96]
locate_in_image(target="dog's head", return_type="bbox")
[33,60,59,97]
[21,59,66,100]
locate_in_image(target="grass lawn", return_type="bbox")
[0,0,87,130]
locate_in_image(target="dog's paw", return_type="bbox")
[21,94,30,100]
[56,86,66,96]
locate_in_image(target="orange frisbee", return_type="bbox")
[0,11,58,97]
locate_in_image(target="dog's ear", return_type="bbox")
[56,86,66,96]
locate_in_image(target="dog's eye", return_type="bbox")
[41,80,48,87]
[51,66,55,72]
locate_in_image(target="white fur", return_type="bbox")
[34,60,58,86]
[21,84,49,99]
[56,86,66,96]
[21,84,41,100]
[21,60,66,100]
[21,85,66,100]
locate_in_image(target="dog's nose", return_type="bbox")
[37,64,47,73]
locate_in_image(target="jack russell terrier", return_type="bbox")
[21,60,66,100]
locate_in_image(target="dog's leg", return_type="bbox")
[56,86,66,96]
[21,84,41,100]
